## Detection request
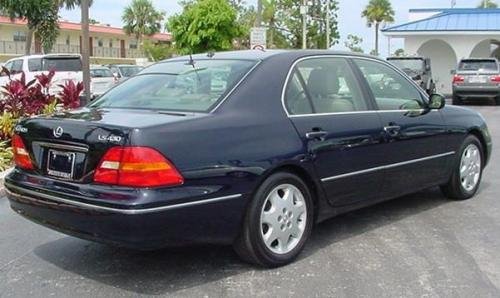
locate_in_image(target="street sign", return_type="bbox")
[250,27,267,50]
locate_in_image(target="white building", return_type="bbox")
[383,8,500,94]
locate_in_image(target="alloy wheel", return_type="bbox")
[259,184,307,254]
[460,144,481,192]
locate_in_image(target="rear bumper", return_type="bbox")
[4,173,249,249]
[453,85,500,98]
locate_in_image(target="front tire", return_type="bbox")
[234,172,314,267]
[441,135,483,200]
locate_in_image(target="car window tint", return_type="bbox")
[28,58,42,71]
[290,58,368,114]
[90,59,256,112]
[11,60,23,74]
[42,57,81,72]
[354,59,424,110]
[285,72,313,115]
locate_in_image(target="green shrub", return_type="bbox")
[0,141,13,171]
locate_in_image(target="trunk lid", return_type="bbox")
[16,108,204,183]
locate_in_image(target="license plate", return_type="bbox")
[47,149,76,179]
[469,76,487,83]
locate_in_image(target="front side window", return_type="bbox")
[10,60,23,74]
[354,59,424,110]
[285,57,368,115]
[90,59,257,112]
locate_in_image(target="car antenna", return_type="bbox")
[186,51,201,84]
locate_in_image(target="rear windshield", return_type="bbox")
[388,59,424,71]
[458,60,498,71]
[90,68,113,78]
[90,59,257,112]
[28,57,82,72]
[118,66,143,77]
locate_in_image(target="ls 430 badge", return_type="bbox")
[98,135,122,143]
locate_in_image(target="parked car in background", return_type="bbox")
[90,65,116,99]
[107,64,144,82]
[387,56,435,95]
[5,50,491,267]
[452,58,500,105]
[0,54,83,95]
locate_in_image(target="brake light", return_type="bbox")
[94,147,184,187]
[453,75,464,84]
[491,75,500,83]
[12,134,34,170]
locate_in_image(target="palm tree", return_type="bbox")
[122,0,165,48]
[361,0,394,56]
[477,0,498,8]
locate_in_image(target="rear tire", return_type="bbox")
[440,135,483,200]
[234,172,314,267]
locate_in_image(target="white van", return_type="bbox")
[0,54,83,95]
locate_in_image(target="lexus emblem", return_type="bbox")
[53,126,64,138]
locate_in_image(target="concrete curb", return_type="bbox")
[0,168,13,198]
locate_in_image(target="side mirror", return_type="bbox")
[428,93,445,110]
[450,69,456,75]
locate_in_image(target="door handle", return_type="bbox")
[305,130,328,140]
[383,125,401,137]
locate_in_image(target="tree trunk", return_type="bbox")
[81,0,91,105]
[25,28,35,55]
[269,21,274,48]
[375,22,379,56]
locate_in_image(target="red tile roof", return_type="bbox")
[0,16,171,41]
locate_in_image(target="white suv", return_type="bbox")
[0,54,83,95]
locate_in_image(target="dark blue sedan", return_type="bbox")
[5,50,492,267]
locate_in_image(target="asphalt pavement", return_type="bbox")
[1,104,500,297]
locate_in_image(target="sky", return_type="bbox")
[60,0,483,56]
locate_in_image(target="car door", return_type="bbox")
[284,56,386,206]
[352,58,450,197]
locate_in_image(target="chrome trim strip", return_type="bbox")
[33,141,89,153]
[321,151,456,182]
[210,60,262,113]
[281,54,430,118]
[5,184,242,215]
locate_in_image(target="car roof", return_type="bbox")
[459,58,498,61]
[387,56,424,60]
[163,49,383,63]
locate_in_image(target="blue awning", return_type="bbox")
[383,9,500,32]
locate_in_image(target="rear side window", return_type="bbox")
[90,59,257,112]
[28,57,82,72]
[285,57,368,115]
[458,60,498,71]
[90,68,113,78]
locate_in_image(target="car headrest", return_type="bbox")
[307,68,340,97]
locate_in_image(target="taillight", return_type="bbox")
[12,134,34,170]
[491,75,500,83]
[94,147,184,187]
[453,75,464,84]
